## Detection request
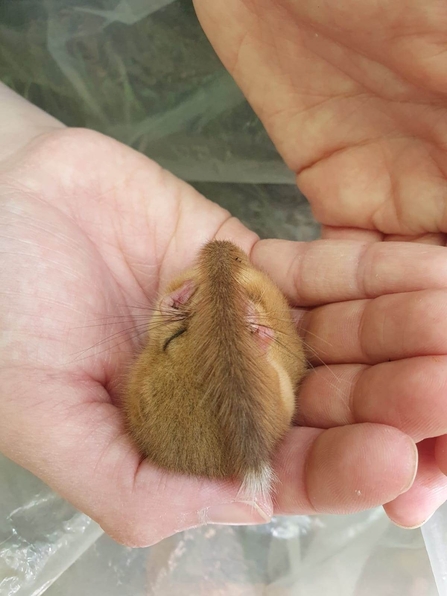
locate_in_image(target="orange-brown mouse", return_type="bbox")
[124,240,305,497]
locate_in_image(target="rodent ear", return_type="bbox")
[250,322,275,352]
[159,279,196,315]
[247,301,274,353]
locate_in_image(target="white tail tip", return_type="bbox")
[238,464,275,502]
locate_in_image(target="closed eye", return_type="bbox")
[163,326,187,352]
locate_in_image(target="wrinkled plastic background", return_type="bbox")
[0,0,295,185]
[0,453,440,596]
[0,1,445,594]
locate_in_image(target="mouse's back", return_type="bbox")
[124,240,305,496]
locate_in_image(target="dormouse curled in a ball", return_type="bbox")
[124,240,306,498]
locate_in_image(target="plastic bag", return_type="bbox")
[1,453,438,596]
[0,2,444,594]
[0,0,294,184]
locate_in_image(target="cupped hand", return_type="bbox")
[194,0,447,527]
[0,84,432,547]
[194,0,447,237]
[253,239,447,527]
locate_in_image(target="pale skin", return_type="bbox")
[193,0,447,527]
[1,0,447,541]
[194,0,447,238]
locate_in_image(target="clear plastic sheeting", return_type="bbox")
[0,0,294,184]
[54,516,438,595]
[0,451,438,595]
[0,455,102,596]
[422,502,447,596]
[74,0,178,23]
[0,1,444,594]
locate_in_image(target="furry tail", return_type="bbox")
[238,464,276,503]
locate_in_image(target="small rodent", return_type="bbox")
[124,240,305,497]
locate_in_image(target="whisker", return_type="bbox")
[300,328,335,348]
[72,322,151,354]
[244,318,343,394]
[69,328,150,364]
[296,361,341,397]
[71,320,165,360]
[108,303,187,316]
[256,322,334,362]
[73,314,184,330]
[268,333,342,386]
[247,314,298,324]
[122,304,162,312]
[87,314,156,321]
[71,312,191,363]
[73,321,145,330]
[300,359,344,397]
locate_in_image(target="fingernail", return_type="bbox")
[199,501,271,526]
[390,511,435,530]
[401,439,419,494]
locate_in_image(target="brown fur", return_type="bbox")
[124,240,305,488]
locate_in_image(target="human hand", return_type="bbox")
[194,0,447,527]
[194,0,447,238]
[0,84,422,546]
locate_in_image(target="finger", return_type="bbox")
[384,439,447,528]
[320,226,383,242]
[0,83,63,162]
[300,289,447,365]
[274,424,417,515]
[320,227,447,245]
[250,239,447,306]
[0,373,417,546]
[383,233,446,245]
[297,358,447,443]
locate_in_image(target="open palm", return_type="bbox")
[194,0,447,529]
[0,124,268,545]
[194,0,447,237]
[1,85,445,544]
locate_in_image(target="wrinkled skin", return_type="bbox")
[194,0,447,238]
[192,0,447,526]
[0,36,445,546]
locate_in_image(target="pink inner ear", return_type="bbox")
[246,302,274,352]
[160,280,196,314]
